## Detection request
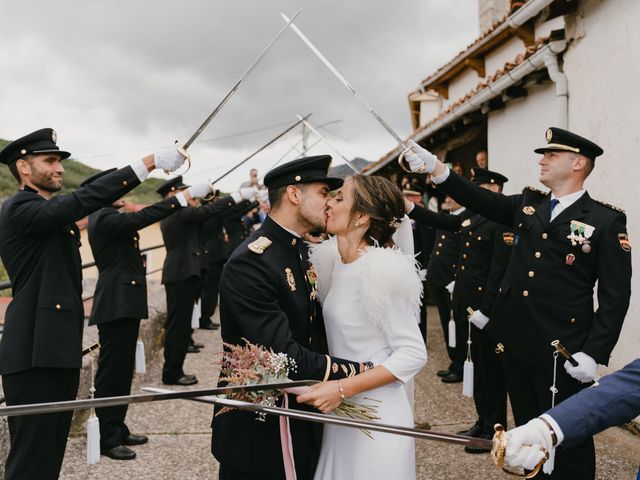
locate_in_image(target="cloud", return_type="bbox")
[0,0,478,191]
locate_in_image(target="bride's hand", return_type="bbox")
[295,381,343,414]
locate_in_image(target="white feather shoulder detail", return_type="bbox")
[308,237,423,330]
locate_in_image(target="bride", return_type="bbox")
[297,174,427,480]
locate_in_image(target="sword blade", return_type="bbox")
[281,12,404,145]
[182,9,302,150]
[143,387,493,449]
[295,115,358,173]
[209,113,311,185]
[0,380,318,417]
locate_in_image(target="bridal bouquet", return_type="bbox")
[217,340,380,435]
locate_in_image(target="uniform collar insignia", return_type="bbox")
[522,206,536,215]
[461,218,471,228]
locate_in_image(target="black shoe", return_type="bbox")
[464,433,492,454]
[163,375,198,386]
[436,369,451,377]
[102,445,136,460]
[123,434,148,446]
[441,372,463,383]
[186,345,201,353]
[199,320,218,330]
[193,342,205,349]
[457,422,482,437]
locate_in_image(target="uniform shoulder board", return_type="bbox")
[593,199,625,213]
[248,236,272,254]
[524,186,546,196]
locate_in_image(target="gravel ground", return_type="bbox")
[59,306,639,479]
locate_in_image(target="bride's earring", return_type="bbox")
[355,220,360,227]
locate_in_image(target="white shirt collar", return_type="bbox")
[451,206,466,216]
[551,190,586,209]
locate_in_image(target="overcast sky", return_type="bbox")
[0,1,478,191]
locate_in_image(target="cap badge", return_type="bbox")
[545,129,552,142]
[248,236,272,254]
[51,130,57,143]
[522,206,536,215]
[285,267,297,292]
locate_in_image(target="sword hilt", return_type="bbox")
[550,340,579,367]
[492,423,547,478]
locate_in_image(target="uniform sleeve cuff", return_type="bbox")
[540,413,564,446]
[174,192,188,207]
[130,159,150,182]
[431,167,450,185]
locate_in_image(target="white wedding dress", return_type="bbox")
[309,238,427,480]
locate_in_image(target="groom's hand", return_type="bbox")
[296,380,343,414]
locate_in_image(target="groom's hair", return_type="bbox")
[268,183,309,210]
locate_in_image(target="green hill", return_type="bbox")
[0,137,165,204]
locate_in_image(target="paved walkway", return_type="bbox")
[60,307,639,479]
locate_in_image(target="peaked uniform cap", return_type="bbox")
[0,128,71,165]
[534,127,604,159]
[263,155,343,191]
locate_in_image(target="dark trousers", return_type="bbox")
[504,352,595,479]
[201,260,224,325]
[219,459,312,480]
[470,327,507,433]
[94,317,141,449]
[163,276,200,382]
[429,284,457,371]
[2,367,79,480]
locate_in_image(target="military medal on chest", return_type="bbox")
[567,220,595,253]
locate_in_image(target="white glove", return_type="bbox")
[564,351,598,383]
[504,418,555,474]
[231,187,257,203]
[401,140,438,173]
[445,281,455,294]
[469,310,490,330]
[186,183,213,199]
[154,146,190,172]
[258,188,269,204]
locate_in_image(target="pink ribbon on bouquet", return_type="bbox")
[279,393,297,480]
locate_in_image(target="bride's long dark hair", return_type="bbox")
[348,174,405,248]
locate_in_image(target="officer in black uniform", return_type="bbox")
[158,177,255,385]
[419,194,473,383]
[402,128,632,479]
[0,128,187,480]
[86,168,209,460]
[211,156,367,480]
[402,183,434,343]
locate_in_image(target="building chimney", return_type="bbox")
[478,0,511,32]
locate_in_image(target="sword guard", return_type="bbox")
[164,142,192,176]
[492,423,547,478]
[398,144,426,173]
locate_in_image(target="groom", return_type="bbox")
[211,155,368,480]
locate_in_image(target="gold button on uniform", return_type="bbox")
[542,233,548,239]
[462,254,467,259]
[518,223,522,228]
[528,271,535,278]
[295,175,302,181]
[460,266,465,271]
[534,252,541,258]
[477,286,483,292]
[468,232,473,236]
[522,290,529,297]
[69,230,75,235]
[131,280,136,285]
[122,180,128,186]
[55,304,61,311]
[438,243,442,247]
[477,236,482,241]
[465,242,470,247]
[435,251,440,255]
[570,317,576,324]
[441,235,445,239]
[291,239,297,246]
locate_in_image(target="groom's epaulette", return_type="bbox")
[593,198,625,213]
[524,186,546,196]
[248,236,272,254]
